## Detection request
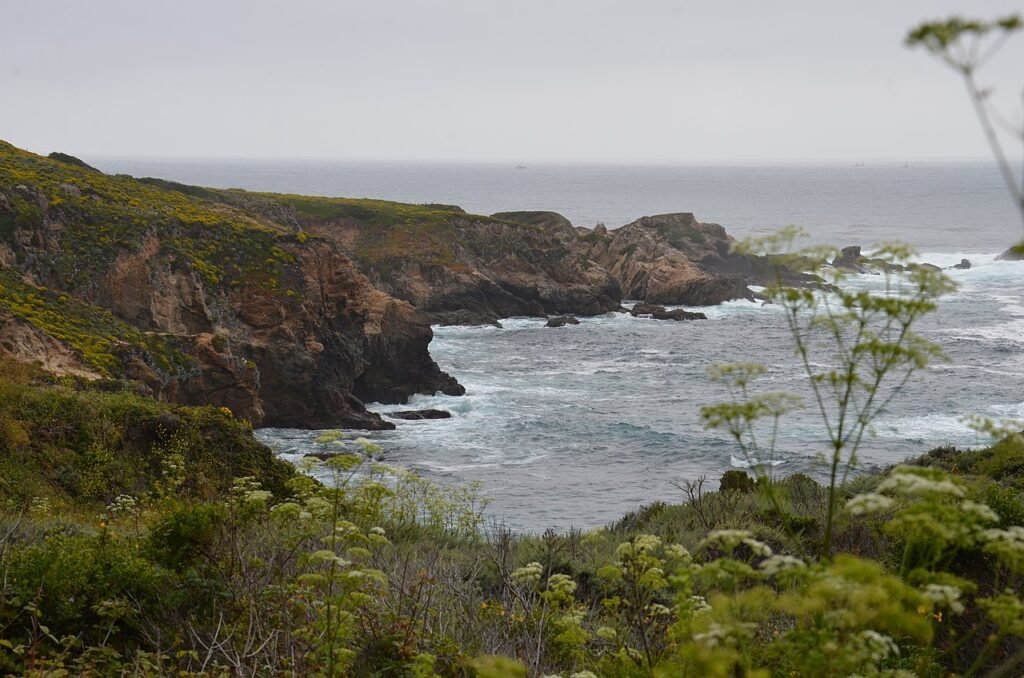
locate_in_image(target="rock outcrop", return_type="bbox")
[386,409,453,420]
[835,244,970,275]
[0,141,462,429]
[573,213,817,306]
[279,202,621,326]
[629,303,707,321]
[546,315,580,327]
[214,199,816,323]
[0,140,831,435]
[832,245,869,273]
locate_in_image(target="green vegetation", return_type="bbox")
[578,231,612,245]
[0,359,291,506]
[1,376,1022,675]
[263,191,530,273]
[273,194,470,226]
[0,221,1021,674]
[618,243,639,258]
[907,13,1024,242]
[0,268,191,377]
[2,12,1023,675]
[717,234,957,559]
[0,142,298,290]
[653,220,707,250]
[45,152,100,173]
[0,226,1021,676]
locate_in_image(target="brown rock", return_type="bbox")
[302,209,621,322]
[0,312,102,379]
[574,213,757,306]
[0,145,465,430]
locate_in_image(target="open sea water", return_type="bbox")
[93,158,1024,531]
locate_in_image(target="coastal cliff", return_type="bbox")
[250,196,807,322]
[262,198,623,325]
[0,142,462,429]
[0,140,814,427]
[573,212,820,306]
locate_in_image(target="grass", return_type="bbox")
[0,140,298,291]
[0,358,292,506]
[256,191,553,273]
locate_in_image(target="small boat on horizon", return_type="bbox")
[516,163,526,170]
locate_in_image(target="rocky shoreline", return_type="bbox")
[0,140,963,430]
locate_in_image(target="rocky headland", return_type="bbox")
[0,142,461,429]
[0,140,826,429]
[283,203,623,326]
[572,212,822,306]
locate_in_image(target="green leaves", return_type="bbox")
[706,234,956,558]
[906,15,1021,67]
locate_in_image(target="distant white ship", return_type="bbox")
[516,163,526,170]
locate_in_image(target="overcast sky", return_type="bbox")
[2,0,1023,163]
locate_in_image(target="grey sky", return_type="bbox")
[2,0,1023,162]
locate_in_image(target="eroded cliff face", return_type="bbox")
[0,311,101,379]
[292,206,621,325]
[0,143,462,429]
[573,213,819,306]
[571,213,752,305]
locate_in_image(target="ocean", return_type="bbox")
[93,158,1024,531]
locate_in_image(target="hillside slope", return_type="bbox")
[0,142,462,429]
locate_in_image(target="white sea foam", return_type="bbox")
[730,454,787,469]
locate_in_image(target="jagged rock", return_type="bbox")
[428,309,503,327]
[492,211,576,238]
[862,257,904,274]
[573,213,814,307]
[952,259,971,270]
[300,206,621,322]
[386,409,453,420]
[654,308,707,321]
[630,303,665,317]
[545,315,580,327]
[0,141,463,430]
[630,303,706,321]
[832,245,868,272]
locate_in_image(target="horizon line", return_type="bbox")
[82,154,999,167]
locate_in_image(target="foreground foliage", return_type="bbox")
[1,366,1022,676]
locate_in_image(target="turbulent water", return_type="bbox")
[93,158,1024,531]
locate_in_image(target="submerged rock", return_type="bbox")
[545,315,580,327]
[386,409,453,420]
